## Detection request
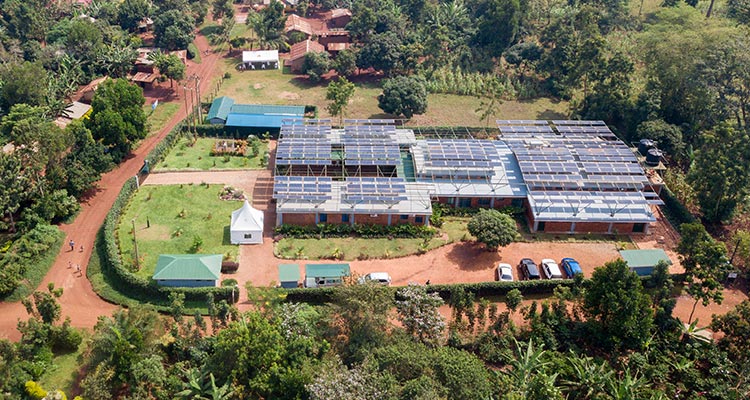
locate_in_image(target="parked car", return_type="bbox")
[519,258,540,280]
[358,272,392,285]
[541,259,563,280]
[560,258,583,277]
[496,263,514,282]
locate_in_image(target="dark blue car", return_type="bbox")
[561,258,583,277]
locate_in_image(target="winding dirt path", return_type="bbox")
[0,34,224,341]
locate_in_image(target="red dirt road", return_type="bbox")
[0,34,223,341]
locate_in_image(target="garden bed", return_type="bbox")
[155,137,268,170]
[273,218,472,260]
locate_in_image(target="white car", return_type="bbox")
[358,272,392,285]
[541,259,563,280]
[496,263,514,282]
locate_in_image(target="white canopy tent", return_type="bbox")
[241,50,279,70]
[230,201,265,244]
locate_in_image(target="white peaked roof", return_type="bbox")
[231,201,264,231]
[242,50,279,63]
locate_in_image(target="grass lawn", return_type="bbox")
[274,217,472,260]
[117,184,242,279]
[143,102,181,135]
[39,333,89,395]
[155,137,268,170]
[518,231,636,249]
[215,57,570,126]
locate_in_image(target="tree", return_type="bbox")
[149,52,186,87]
[333,48,357,78]
[472,0,521,57]
[306,357,396,400]
[505,288,523,314]
[711,300,750,361]
[466,209,518,251]
[677,222,728,324]
[356,32,408,76]
[153,9,195,50]
[687,124,750,222]
[118,0,152,32]
[212,0,235,21]
[378,76,428,119]
[395,285,446,346]
[475,78,504,127]
[0,61,48,112]
[329,283,393,363]
[636,119,685,161]
[326,77,356,125]
[95,43,138,78]
[0,0,51,41]
[0,153,28,232]
[583,259,654,351]
[301,52,331,83]
[64,19,103,64]
[86,79,147,161]
[247,2,287,50]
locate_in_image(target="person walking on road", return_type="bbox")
[69,239,75,251]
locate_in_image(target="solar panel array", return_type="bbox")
[424,139,499,169]
[528,190,653,221]
[276,124,333,165]
[273,176,333,202]
[497,120,549,125]
[496,120,648,190]
[344,177,408,203]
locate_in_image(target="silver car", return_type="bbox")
[497,263,514,282]
[541,259,563,280]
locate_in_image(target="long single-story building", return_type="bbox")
[152,254,223,287]
[304,263,351,288]
[206,96,305,134]
[271,119,662,234]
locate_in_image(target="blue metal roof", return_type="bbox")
[225,113,302,129]
[207,96,235,121]
[230,104,305,116]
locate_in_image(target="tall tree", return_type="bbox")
[326,77,356,125]
[86,79,147,161]
[118,0,152,32]
[466,209,518,251]
[472,0,521,57]
[583,259,654,351]
[356,32,410,77]
[687,123,750,222]
[0,62,48,112]
[0,153,28,232]
[212,0,235,21]
[247,2,287,50]
[378,75,428,119]
[153,9,195,50]
[395,285,446,346]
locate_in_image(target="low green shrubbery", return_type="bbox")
[432,202,524,218]
[274,223,437,239]
[0,225,65,300]
[147,122,187,166]
[659,187,696,227]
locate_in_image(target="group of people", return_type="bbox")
[68,239,83,276]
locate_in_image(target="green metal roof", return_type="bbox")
[305,263,351,279]
[619,249,672,268]
[153,254,222,281]
[207,96,235,121]
[278,264,301,282]
[229,104,305,116]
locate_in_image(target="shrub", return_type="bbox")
[274,223,437,239]
[25,381,47,400]
[187,43,198,59]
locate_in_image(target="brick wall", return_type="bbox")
[353,214,390,225]
[543,222,573,233]
[281,213,316,226]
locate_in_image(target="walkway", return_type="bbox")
[0,33,224,341]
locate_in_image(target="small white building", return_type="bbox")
[241,50,279,70]
[230,200,265,244]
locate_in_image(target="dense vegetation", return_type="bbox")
[3,259,750,399]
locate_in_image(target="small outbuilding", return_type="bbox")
[242,50,279,70]
[207,96,235,124]
[153,254,223,287]
[287,39,326,73]
[619,249,672,276]
[304,263,351,288]
[278,264,301,288]
[230,200,265,244]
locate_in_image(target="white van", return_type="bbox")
[358,272,392,286]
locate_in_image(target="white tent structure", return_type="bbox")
[241,50,279,70]
[230,201,264,244]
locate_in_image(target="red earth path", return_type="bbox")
[0,34,224,341]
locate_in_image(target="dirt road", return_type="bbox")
[0,34,224,341]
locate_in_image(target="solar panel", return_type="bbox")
[273,176,333,202]
[499,126,554,133]
[496,120,549,125]
[552,120,606,126]
[344,177,408,203]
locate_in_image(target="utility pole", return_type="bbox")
[132,218,139,268]
[195,75,203,124]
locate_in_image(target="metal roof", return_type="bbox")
[278,264,301,282]
[207,96,235,121]
[226,113,300,129]
[305,263,351,279]
[527,190,656,223]
[230,104,305,116]
[153,254,222,281]
[620,249,672,268]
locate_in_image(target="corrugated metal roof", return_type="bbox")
[279,264,301,282]
[153,254,222,281]
[305,263,351,278]
[207,96,235,121]
[230,104,305,116]
[226,113,300,129]
[619,249,672,268]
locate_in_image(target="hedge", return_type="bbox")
[146,121,187,166]
[274,223,437,239]
[283,273,688,304]
[659,187,696,227]
[94,122,239,305]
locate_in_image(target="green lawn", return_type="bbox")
[116,184,241,279]
[39,334,89,395]
[215,57,570,126]
[274,217,472,260]
[143,102,181,135]
[155,137,268,170]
